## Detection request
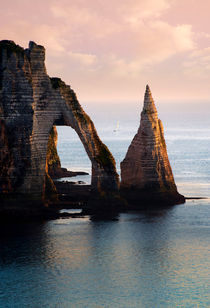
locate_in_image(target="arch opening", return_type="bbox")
[46,125,92,206]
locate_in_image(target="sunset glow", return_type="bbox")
[1,0,210,103]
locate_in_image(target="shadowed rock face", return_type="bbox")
[0,40,120,211]
[120,85,185,207]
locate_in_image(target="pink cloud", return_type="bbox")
[0,0,209,102]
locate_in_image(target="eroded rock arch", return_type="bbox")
[0,41,120,211]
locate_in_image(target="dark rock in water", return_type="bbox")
[59,212,84,219]
[0,194,60,221]
[120,85,185,207]
[0,40,120,216]
[54,181,91,203]
[77,181,86,184]
[51,168,89,179]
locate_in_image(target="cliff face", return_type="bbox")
[0,119,12,193]
[0,40,120,211]
[120,85,185,206]
[46,126,61,178]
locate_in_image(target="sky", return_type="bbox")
[1,0,210,106]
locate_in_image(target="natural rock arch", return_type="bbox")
[0,41,120,211]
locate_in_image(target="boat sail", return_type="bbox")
[113,121,120,132]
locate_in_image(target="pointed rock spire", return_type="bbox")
[143,84,157,113]
[120,85,185,207]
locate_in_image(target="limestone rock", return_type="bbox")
[0,40,120,212]
[120,85,185,207]
[0,119,12,193]
[46,126,61,178]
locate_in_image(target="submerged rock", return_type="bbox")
[120,85,185,207]
[0,40,120,213]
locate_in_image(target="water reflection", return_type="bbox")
[0,222,49,266]
[0,201,209,307]
[85,207,176,305]
[89,213,120,222]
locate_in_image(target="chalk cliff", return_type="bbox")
[46,127,61,178]
[120,85,185,207]
[0,40,120,212]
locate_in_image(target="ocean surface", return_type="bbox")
[0,105,210,307]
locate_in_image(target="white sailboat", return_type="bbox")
[113,120,120,132]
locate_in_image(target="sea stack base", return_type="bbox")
[120,188,185,209]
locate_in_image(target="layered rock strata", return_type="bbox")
[0,40,120,213]
[120,85,185,207]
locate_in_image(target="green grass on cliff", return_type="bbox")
[96,143,116,169]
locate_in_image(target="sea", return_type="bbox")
[0,102,210,307]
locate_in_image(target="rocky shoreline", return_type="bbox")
[51,168,89,179]
[54,180,91,208]
[0,179,207,222]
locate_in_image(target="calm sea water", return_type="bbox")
[0,106,210,307]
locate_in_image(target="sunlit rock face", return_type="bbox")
[120,85,185,207]
[0,40,120,210]
[46,126,61,178]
